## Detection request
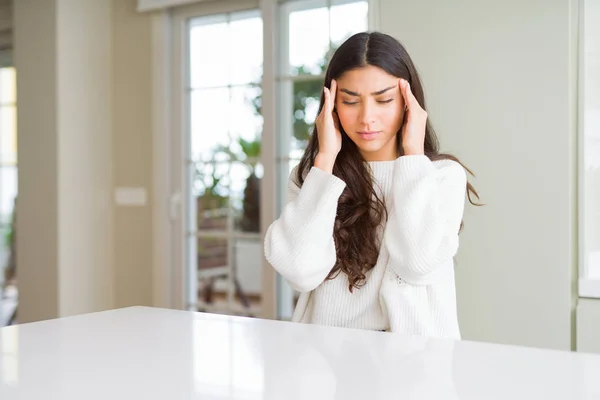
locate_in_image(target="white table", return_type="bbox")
[0,306,599,399]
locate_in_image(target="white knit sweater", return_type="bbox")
[264,155,467,339]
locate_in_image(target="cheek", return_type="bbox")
[382,107,403,131]
[336,108,356,131]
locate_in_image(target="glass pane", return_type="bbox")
[288,158,301,178]
[229,16,263,85]
[274,158,297,321]
[276,158,301,208]
[0,68,16,104]
[186,11,265,318]
[196,234,230,309]
[193,160,231,231]
[0,106,17,164]
[288,7,330,75]
[232,236,262,306]
[190,19,229,88]
[583,0,600,281]
[228,161,258,233]
[0,166,17,225]
[190,87,231,161]
[0,223,12,298]
[291,78,321,157]
[330,1,369,47]
[197,236,228,270]
[229,85,262,164]
[229,161,251,205]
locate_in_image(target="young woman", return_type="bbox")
[264,31,480,339]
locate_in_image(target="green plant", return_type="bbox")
[237,136,261,232]
[4,225,12,248]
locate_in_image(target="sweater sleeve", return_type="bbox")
[383,155,467,285]
[264,166,346,292]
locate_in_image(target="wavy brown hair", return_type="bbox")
[296,31,482,292]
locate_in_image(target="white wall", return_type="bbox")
[380,0,577,350]
[57,0,114,317]
[15,0,61,322]
[577,299,600,353]
[14,0,157,323]
[111,0,154,309]
[15,0,114,321]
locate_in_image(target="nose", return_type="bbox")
[359,100,375,126]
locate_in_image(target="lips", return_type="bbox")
[358,131,381,140]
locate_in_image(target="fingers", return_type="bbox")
[330,79,337,110]
[323,79,337,113]
[332,108,341,131]
[323,85,331,113]
[399,79,417,111]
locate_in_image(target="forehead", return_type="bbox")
[336,65,398,91]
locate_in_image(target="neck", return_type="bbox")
[360,149,399,162]
[358,137,400,161]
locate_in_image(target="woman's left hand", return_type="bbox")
[399,79,426,155]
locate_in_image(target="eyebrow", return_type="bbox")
[339,86,396,97]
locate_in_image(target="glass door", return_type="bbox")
[175,5,264,316]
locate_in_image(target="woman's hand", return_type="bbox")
[399,79,426,156]
[314,80,342,172]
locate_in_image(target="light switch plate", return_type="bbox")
[114,187,147,206]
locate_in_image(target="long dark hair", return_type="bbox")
[296,31,481,292]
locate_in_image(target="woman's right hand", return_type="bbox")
[315,80,342,167]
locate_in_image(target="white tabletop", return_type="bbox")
[0,306,599,399]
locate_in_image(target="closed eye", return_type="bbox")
[343,99,393,105]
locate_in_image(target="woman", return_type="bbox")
[264,31,480,339]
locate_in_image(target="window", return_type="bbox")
[0,67,17,326]
[179,8,264,315]
[275,0,370,319]
[579,0,600,298]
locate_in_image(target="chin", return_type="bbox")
[355,142,385,154]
